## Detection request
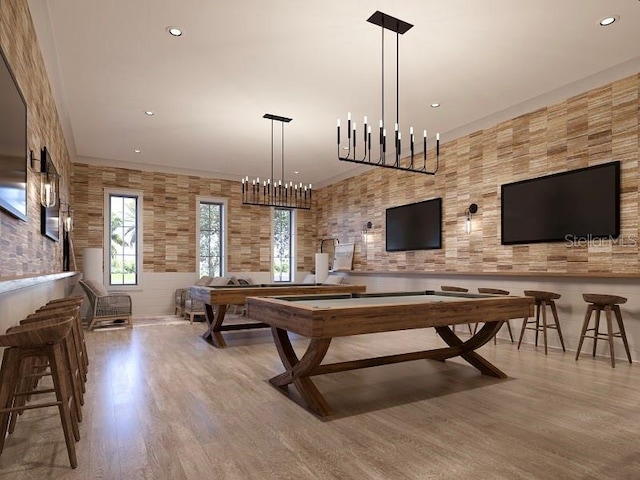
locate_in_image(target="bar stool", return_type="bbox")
[17,307,85,425]
[37,300,88,383]
[45,296,89,371]
[575,294,632,368]
[441,286,473,334]
[0,317,78,468]
[477,288,514,343]
[517,290,566,355]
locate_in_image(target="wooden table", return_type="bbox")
[247,290,534,417]
[189,283,367,347]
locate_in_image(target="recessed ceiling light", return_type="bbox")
[134,149,141,153]
[294,171,299,174]
[144,110,154,116]
[166,26,183,36]
[430,103,440,108]
[599,15,619,26]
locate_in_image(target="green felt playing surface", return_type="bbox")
[289,293,481,309]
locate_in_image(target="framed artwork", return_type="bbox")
[40,147,60,242]
[320,237,339,270]
[333,243,355,271]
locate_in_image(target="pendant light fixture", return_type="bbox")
[242,114,312,210]
[337,11,440,175]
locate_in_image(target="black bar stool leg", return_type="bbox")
[592,309,601,358]
[550,301,565,352]
[575,304,593,361]
[605,306,615,368]
[614,305,633,364]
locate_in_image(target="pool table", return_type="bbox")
[189,283,366,347]
[246,290,534,417]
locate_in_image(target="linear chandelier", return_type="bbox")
[337,11,439,175]
[242,114,312,210]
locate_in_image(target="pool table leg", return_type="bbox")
[202,303,228,348]
[435,321,507,378]
[269,327,333,417]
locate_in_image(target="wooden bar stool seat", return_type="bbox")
[517,290,566,355]
[0,318,78,469]
[43,296,89,371]
[18,306,85,426]
[441,286,473,334]
[37,300,88,383]
[478,288,514,343]
[575,294,632,368]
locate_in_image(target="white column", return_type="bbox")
[315,253,329,283]
[83,248,103,282]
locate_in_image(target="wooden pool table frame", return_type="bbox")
[189,283,367,347]
[247,291,535,417]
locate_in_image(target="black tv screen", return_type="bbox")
[0,47,27,221]
[386,198,442,251]
[501,161,620,245]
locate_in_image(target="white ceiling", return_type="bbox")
[28,0,640,187]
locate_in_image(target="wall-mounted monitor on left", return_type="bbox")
[386,197,442,251]
[0,46,28,222]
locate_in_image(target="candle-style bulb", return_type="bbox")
[347,112,351,120]
[410,127,414,135]
[423,130,427,138]
[337,119,340,127]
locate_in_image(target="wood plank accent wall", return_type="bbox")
[71,164,317,275]
[315,73,640,276]
[0,0,71,277]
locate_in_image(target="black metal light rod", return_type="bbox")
[338,155,437,175]
[367,11,413,34]
[263,113,292,123]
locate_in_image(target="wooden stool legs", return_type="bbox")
[517,298,566,355]
[0,318,79,469]
[576,302,632,368]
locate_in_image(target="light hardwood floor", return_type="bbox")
[0,316,638,479]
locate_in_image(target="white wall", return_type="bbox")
[340,272,640,363]
[0,274,77,332]
[127,271,315,316]
[120,272,199,316]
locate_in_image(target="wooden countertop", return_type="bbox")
[0,272,79,295]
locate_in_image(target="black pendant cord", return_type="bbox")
[380,24,385,165]
[395,29,400,167]
[271,119,274,200]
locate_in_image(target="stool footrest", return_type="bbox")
[582,331,623,339]
[0,400,61,413]
[523,325,560,331]
[13,388,56,397]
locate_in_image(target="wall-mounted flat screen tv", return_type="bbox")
[386,197,442,251]
[501,161,620,245]
[0,47,27,221]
